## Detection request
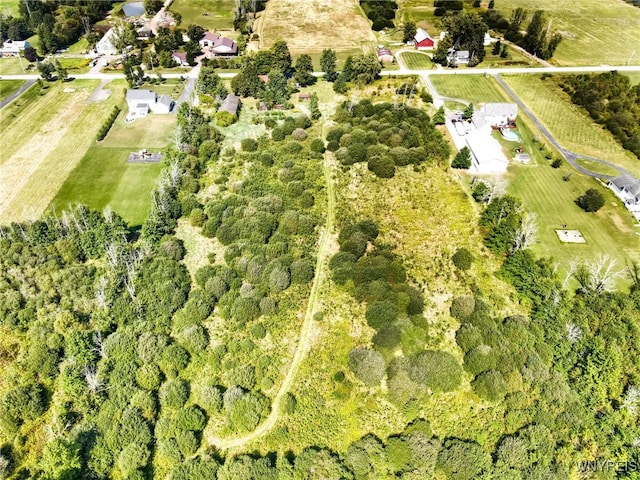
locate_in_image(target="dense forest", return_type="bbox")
[558,71,640,159]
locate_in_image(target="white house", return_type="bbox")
[465,128,509,174]
[96,28,118,55]
[198,31,220,49]
[447,49,470,66]
[126,89,174,116]
[480,103,518,127]
[609,174,640,220]
[1,39,30,56]
[171,52,189,66]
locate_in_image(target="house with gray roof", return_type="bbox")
[609,174,640,220]
[126,89,174,116]
[219,94,240,115]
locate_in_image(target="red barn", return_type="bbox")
[414,28,434,50]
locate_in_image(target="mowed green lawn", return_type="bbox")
[506,113,640,289]
[0,0,18,15]
[0,57,37,75]
[430,74,510,104]
[497,0,640,66]
[399,51,434,70]
[51,146,163,227]
[170,0,235,30]
[0,80,25,102]
[502,74,640,176]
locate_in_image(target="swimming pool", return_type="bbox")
[122,2,145,17]
[502,129,520,141]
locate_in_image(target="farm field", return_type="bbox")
[399,51,434,70]
[0,80,124,224]
[497,0,640,66]
[502,74,640,177]
[0,80,24,102]
[50,146,163,227]
[504,114,640,288]
[258,0,375,53]
[170,0,236,31]
[430,74,511,104]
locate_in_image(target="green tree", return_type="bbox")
[471,369,508,401]
[351,54,381,85]
[433,106,445,125]
[294,54,315,86]
[320,48,338,81]
[144,0,164,14]
[409,350,462,392]
[40,438,81,480]
[442,12,488,65]
[451,146,472,169]
[576,188,605,212]
[437,439,491,480]
[294,448,354,480]
[270,40,292,73]
[309,92,321,119]
[462,104,474,120]
[262,69,289,105]
[403,21,417,43]
[348,347,386,386]
[492,39,502,55]
[452,248,473,270]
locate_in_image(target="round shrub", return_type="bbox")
[299,191,315,208]
[409,350,462,392]
[471,370,508,401]
[437,439,491,480]
[159,379,189,410]
[259,151,274,166]
[159,344,190,377]
[365,300,398,330]
[271,127,285,141]
[455,324,483,353]
[450,296,476,320]
[373,325,401,349]
[230,297,260,325]
[326,140,340,152]
[294,115,311,129]
[348,347,386,386]
[310,138,325,153]
[136,363,162,391]
[197,385,223,414]
[178,325,209,353]
[368,156,396,178]
[452,248,473,270]
[463,345,496,376]
[290,259,314,284]
[326,127,344,143]
[241,138,258,152]
[189,208,206,227]
[348,143,367,163]
[226,365,256,390]
[292,128,308,141]
[268,267,291,293]
[259,296,277,315]
[176,405,207,431]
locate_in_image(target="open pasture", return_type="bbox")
[170,0,236,30]
[496,0,640,66]
[259,0,375,53]
[0,80,123,224]
[502,74,640,176]
[430,74,511,104]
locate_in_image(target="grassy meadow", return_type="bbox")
[502,74,640,176]
[430,74,511,104]
[0,80,25,102]
[170,0,236,31]
[0,80,125,224]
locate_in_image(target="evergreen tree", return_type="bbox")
[320,48,337,81]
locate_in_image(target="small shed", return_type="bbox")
[376,47,394,63]
[219,94,240,115]
[299,93,311,101]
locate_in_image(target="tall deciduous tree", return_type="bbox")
[403,21,417,43]
[442,12,488,65]
[294,54,315,86]
[270,40,292,73]
[351,54,381,85]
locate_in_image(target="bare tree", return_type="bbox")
[95,276,109,309]
[574,254,624,294]
[623,385,640,416]
[83,365,106,394]
[512,212,537,252]
[93,332,108,360]
[565,323,583,343]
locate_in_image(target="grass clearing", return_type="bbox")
[57,56,90,73]
[400,51,435,70]
[624,72,640,85]
[170,0,236,30]
[502,74,640,176]
[0,0,18,15]
[51,146,163,227]
[258,0,375,53]
[0,80,127,224]
[496,0,640,66]
[430,74,511,104]
[0,57,37,75]
[0,80,24,102]
[101,115,177,149]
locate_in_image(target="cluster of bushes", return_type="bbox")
[96,106,121,141]
[559,72,640,158]
[327,99,450,178]
[331,221,463,404]
[434,0,463,16]
[360,0,398,30]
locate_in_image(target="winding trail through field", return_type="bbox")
[208,118,336,451]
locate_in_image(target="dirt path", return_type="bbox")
[208,118,336,451]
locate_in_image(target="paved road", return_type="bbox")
[492,74,629,180]
[0,79,35,109]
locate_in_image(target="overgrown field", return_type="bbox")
[0,80,124,224]
[502,74,640,176]
[170,0,236,31]
[430,74,511,104]
[496,0,640,66]
[258,0,375,53]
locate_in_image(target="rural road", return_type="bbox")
[208,117,337,451]
[0,79,35,109]
[492,74,630,180]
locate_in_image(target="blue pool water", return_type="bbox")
[502,129,520,141]
[122,2,145,17]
